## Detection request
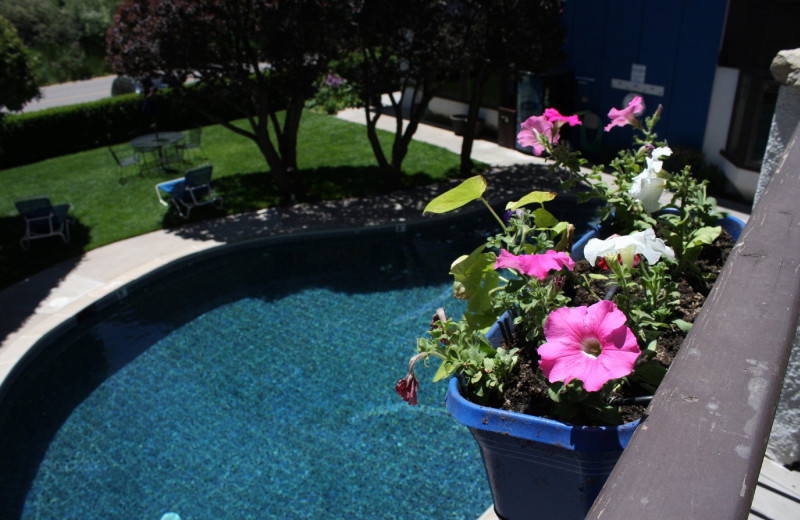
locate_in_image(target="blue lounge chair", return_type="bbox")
[15,197,73,251]
[155,164,223,218]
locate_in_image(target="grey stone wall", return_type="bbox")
[759,48,800,465]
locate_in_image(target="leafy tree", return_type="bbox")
[457,0,566,175]
[0,16,39,113]
[344,0,469,187]
[0,0,115,83]
[107,0,348,200]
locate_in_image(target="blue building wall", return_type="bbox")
[563,0,728,152]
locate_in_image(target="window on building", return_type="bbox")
[723,71,779,171]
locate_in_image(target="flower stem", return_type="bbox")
[480,197,507,231]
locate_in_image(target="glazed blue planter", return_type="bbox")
[445,314,639,520]
[446,213,746,520]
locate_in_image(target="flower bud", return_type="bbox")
[452,281,468,299]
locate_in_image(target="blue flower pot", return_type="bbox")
[446,214,746,519]
[445,314,639,520]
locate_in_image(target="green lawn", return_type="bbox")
[0,110,475,288]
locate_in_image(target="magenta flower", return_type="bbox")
[395,372,419,405]
[494,249,575,280]
[538,301,641,392]
[604,96,644,132]
[517,109,582,155]
[543,108,582,127]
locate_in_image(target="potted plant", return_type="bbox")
[395,97,745,519]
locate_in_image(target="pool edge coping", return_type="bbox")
[0,202,505,400]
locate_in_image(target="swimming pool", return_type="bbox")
[0,205,597,519]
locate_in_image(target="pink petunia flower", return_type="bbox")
[517,109,582,155]
[517,114,554,156]
[494,249,575,280]
[604,96,644,132]
[543,108,582,127]
[537,301,641,392]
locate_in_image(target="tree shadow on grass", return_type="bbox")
[160,166,448,242]
[0,216,91,340]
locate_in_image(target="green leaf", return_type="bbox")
[532,207,559,229]
[423,175,487,214]
[631,359,668,388]
[551,221,569,235]
[673,319,693,333]
[449,246,496,300]
[588,273,609,280]
[432,361,454,382]
[478,342,495,355]
[505,191,557,210]
[687,226,722,248]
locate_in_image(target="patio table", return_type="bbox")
[130,131,185,172]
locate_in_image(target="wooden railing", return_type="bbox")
[586,124,800,518]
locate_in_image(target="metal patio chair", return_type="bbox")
[177,127,207,163]
[108,145,142,176]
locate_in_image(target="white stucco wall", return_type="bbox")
[400,89,499,131]
[702,66,759,201]
[754,84,800,204]
[426,97,499,131]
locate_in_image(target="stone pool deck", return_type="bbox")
[1,110,791,519]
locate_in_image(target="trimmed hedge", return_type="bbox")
[0,83,253,169]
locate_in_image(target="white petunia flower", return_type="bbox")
[629,171,667,214]
[629,146,672,214]
[646,146,672,174]
[583,228,675,268]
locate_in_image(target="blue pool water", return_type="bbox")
[0,205,598,519]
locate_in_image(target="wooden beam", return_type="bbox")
[587,124,800,519]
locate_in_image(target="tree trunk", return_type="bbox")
[254,127,293,201]
[390,91,431,178]
[279,97,305,198]
[460,64,490,176]
[364,104,392,173]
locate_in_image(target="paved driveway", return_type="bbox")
[18,75,116,113]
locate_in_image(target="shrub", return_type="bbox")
[0,83,247,169]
